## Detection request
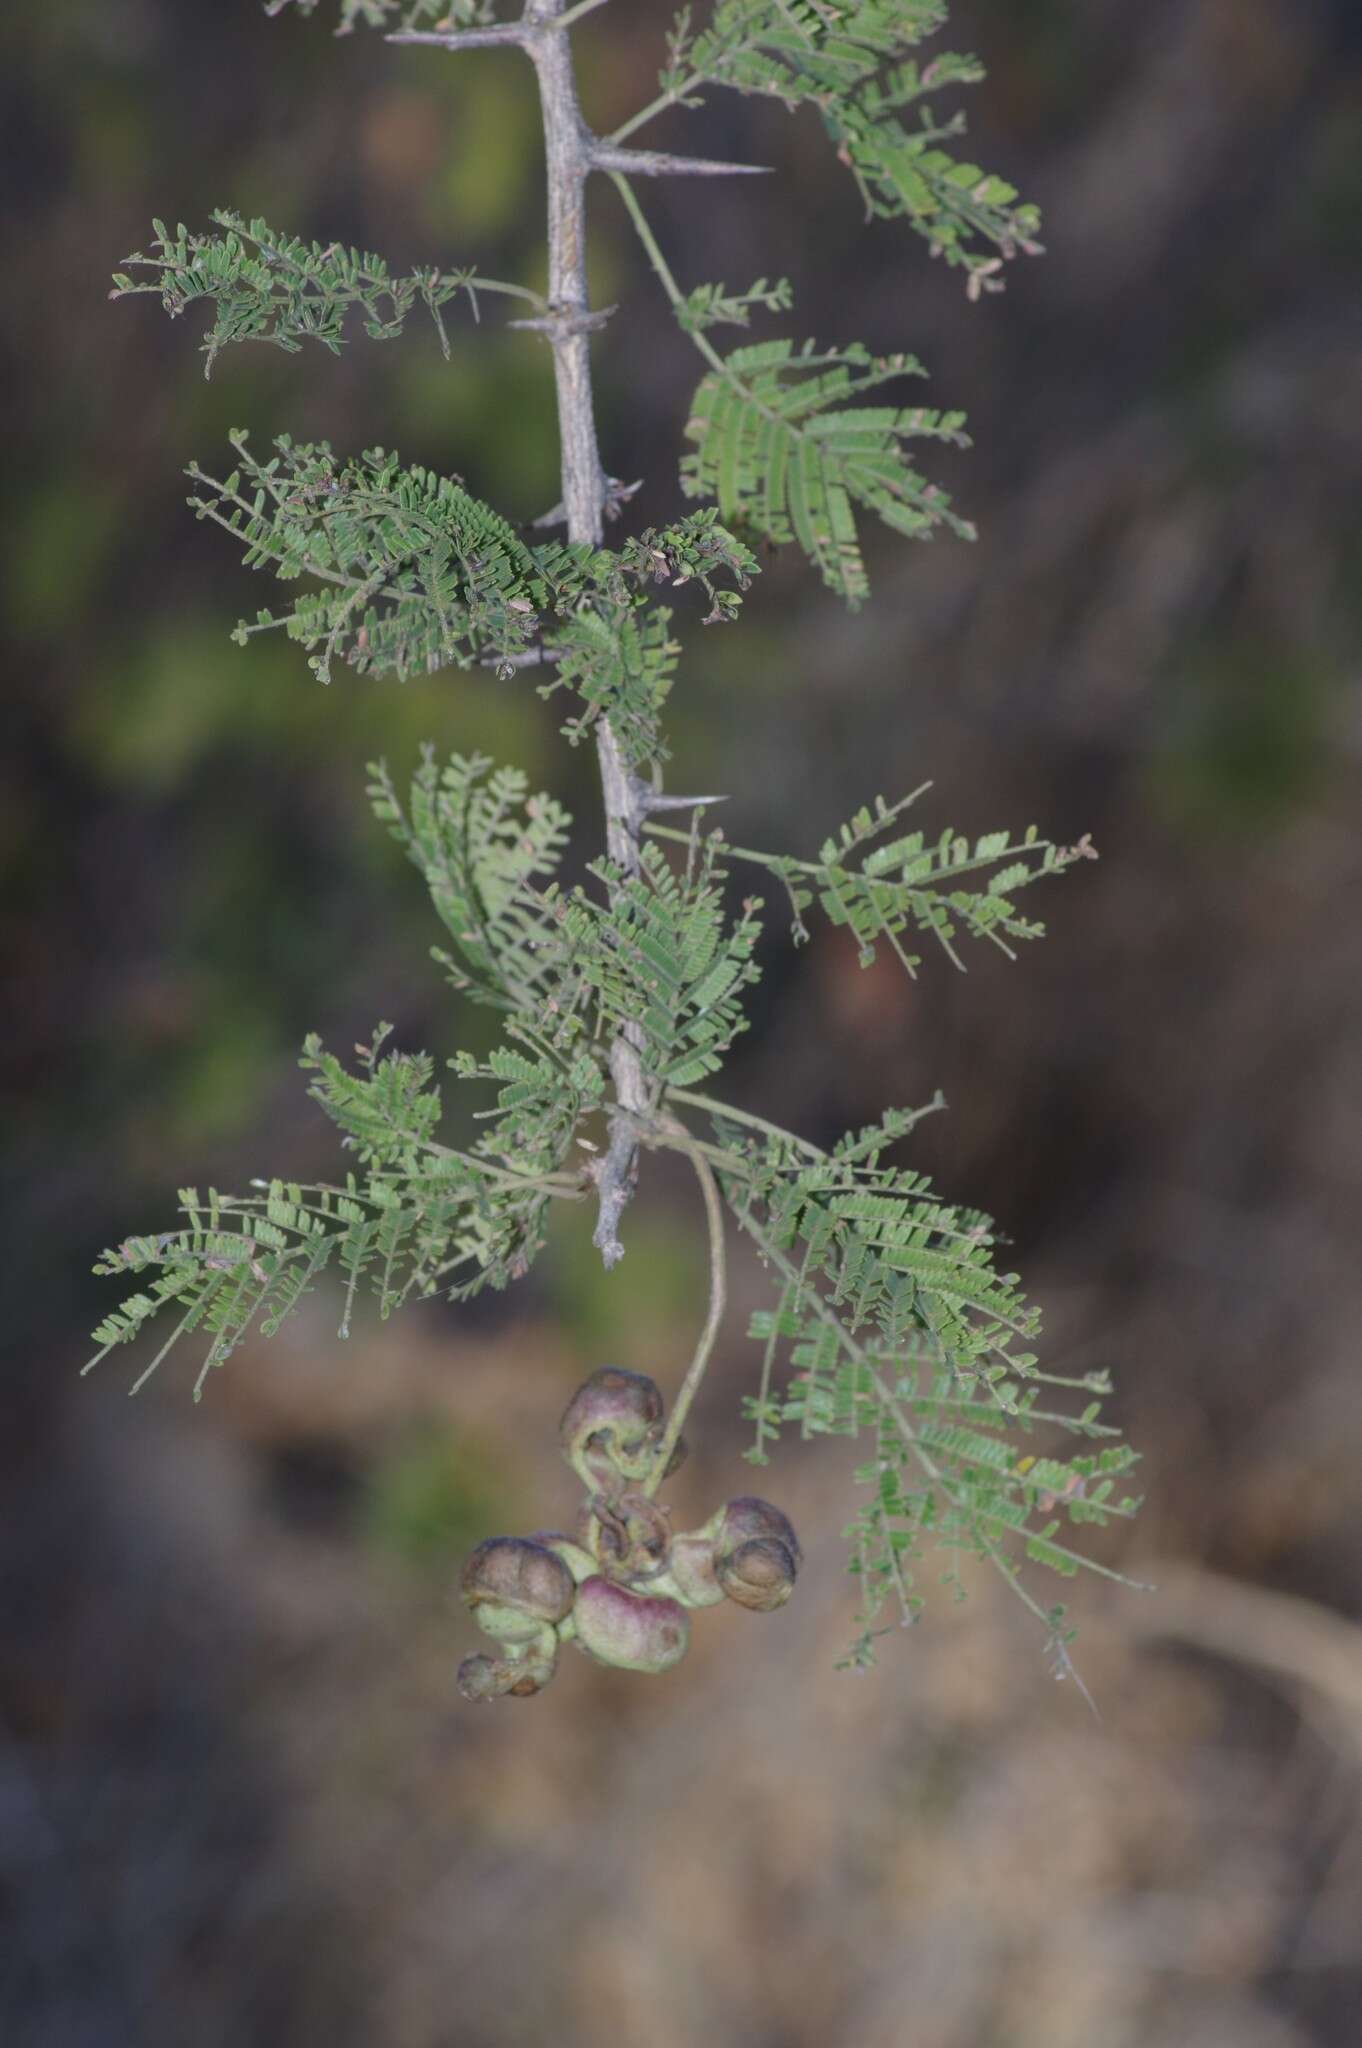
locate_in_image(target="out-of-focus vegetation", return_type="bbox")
[4,3,1362,2044]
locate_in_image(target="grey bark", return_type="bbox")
[523,0,652,1269]
[393,0,654,1265]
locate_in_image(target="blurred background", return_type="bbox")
[5,1,1362,2042]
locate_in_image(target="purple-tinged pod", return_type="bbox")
[461,1536,576,1649]
[569,1576,690,1674]
[713,1497,802,1613]
[658,1525,726,1609]
[558,1367,688,1491]
[526,1529,597,1585]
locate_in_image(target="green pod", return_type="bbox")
[527,1529,597,1584]
[656,1525,725,1609]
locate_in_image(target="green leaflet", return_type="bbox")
[650,796,1098,975]
[82,765,779,1395]
[84,1020,595,1396]
[661,1,1041,288]
[447,1039,605,1179]
[263,0,490,32]
[541,510,759,766]
[829,87,1043,294]
[669,0,952,103]
[678,275,793,334]
[193,431,558,683]
[188,431,755,753]
[680,338,972,604]
[118,230,759,739]
[685,1094,1143,1658]
[86,1162,547,1400]
[559,839,764,1089]
[110,211,508,377]
[372,747,769,1088]
[549,604,682,765]
[368,749,574,1016]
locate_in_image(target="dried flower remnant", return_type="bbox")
[457,1645,558,1702]
[578,1488,674,1583]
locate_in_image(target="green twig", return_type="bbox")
[640,1114,728,1497]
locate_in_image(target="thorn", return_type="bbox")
[480,648,558,671]
[533,477,637,529]
[591,146,774,180]
[386,25,530,51]
[604,476,644,520]
[509,303,618,337]
[636,789,729,815]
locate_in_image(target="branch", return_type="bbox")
[517,0,656,1267]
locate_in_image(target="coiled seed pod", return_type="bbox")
[570,1575,690,1674]
[658,1521,725,1609]
[713,1497,802,1613]
[526,1529,596,1584]
[461,1536,576,1648]
[558,1366,687,1491]
[578,1489,673,1583]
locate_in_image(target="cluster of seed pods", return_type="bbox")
[457,1367,801,1701]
